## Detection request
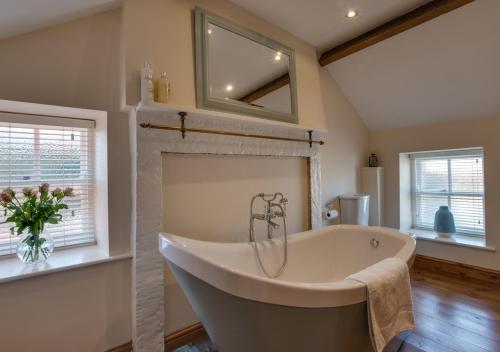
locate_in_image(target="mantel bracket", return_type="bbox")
[179,111,187,139]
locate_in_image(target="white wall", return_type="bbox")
[0,261,131,352]
[162,153,309,332]
[370,116,500,270]
[162,154,309,242]
[319,68,369,223]
[0,9,132,351]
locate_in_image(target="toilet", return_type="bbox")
[339,194,370,225]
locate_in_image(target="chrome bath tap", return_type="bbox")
[249,193,288,278]
[250,193,288,239]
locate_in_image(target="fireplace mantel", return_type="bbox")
[130,103,324,351]
[136,102,327,149]
[138,101,327,135]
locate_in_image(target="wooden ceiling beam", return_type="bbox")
[238,73,290,103]
[319,0,476,66]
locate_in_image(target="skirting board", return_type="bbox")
[106,341,133,352]
[414,254,500,285]
[164,322,206,351]
[106,323,206,352]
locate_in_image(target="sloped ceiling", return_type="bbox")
[229,0,431,52]
[231,0,499,130]
[0,0,120,40]
[327,0,500,130]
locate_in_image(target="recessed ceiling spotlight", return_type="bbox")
[225,84,233,92]
[274,54,281,61]
[346,10,357,18]
[207,29,212,34]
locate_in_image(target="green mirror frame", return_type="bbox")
[194,7,299,124]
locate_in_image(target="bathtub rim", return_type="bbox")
[159,225,416,308]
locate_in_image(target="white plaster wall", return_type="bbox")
[0,9,132,351]
[162,154,309,242]
[0,261,131,352]
[399,154,413,231]
[319,68,369,224]
[370,116,500,270]
[161,153,309,333]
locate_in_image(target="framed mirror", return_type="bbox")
[194,7,298,123]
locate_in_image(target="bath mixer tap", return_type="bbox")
[249,193,288,278]
[250,193,287,239]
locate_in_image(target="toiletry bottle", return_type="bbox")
[157,71,171,103]
[369,153,378,167]
[141,62,155,104]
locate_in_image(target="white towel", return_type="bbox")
[347,258,415,352]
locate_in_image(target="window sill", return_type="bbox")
[409,228,496,252]
[0,245,132,284]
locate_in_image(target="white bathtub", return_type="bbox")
[159,225,416,352]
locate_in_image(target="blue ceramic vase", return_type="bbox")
[434,206,456,238]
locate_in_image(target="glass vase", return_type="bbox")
[16,229,55,265]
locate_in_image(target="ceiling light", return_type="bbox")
[207,29,212,34]
[346,10,357,18]
[225,84,233,92]
[274,54,281,61]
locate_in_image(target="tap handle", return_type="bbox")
[269,220,280,229]
[252,214,266,220]
[279,197,287,216]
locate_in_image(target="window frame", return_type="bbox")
[0,101,109,260]
[0,121,96,256]
[409,148,486,238]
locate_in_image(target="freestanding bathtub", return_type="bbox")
[159,225,416,352]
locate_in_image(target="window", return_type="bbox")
[410,148,485,236]
[0,118,96,256]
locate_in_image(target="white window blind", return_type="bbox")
[411,148,485,236]
[0,117,96,256]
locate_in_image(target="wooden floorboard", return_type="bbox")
[167,268,500,352]
[401,268,500,352]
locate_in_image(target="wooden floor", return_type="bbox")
[172,267,500,352]
[401,267,500,352]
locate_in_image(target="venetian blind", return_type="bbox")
[411,148,485,236]
[0,117,96,256]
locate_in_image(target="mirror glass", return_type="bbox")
[195,8,298,123]
[207,23,292,115]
